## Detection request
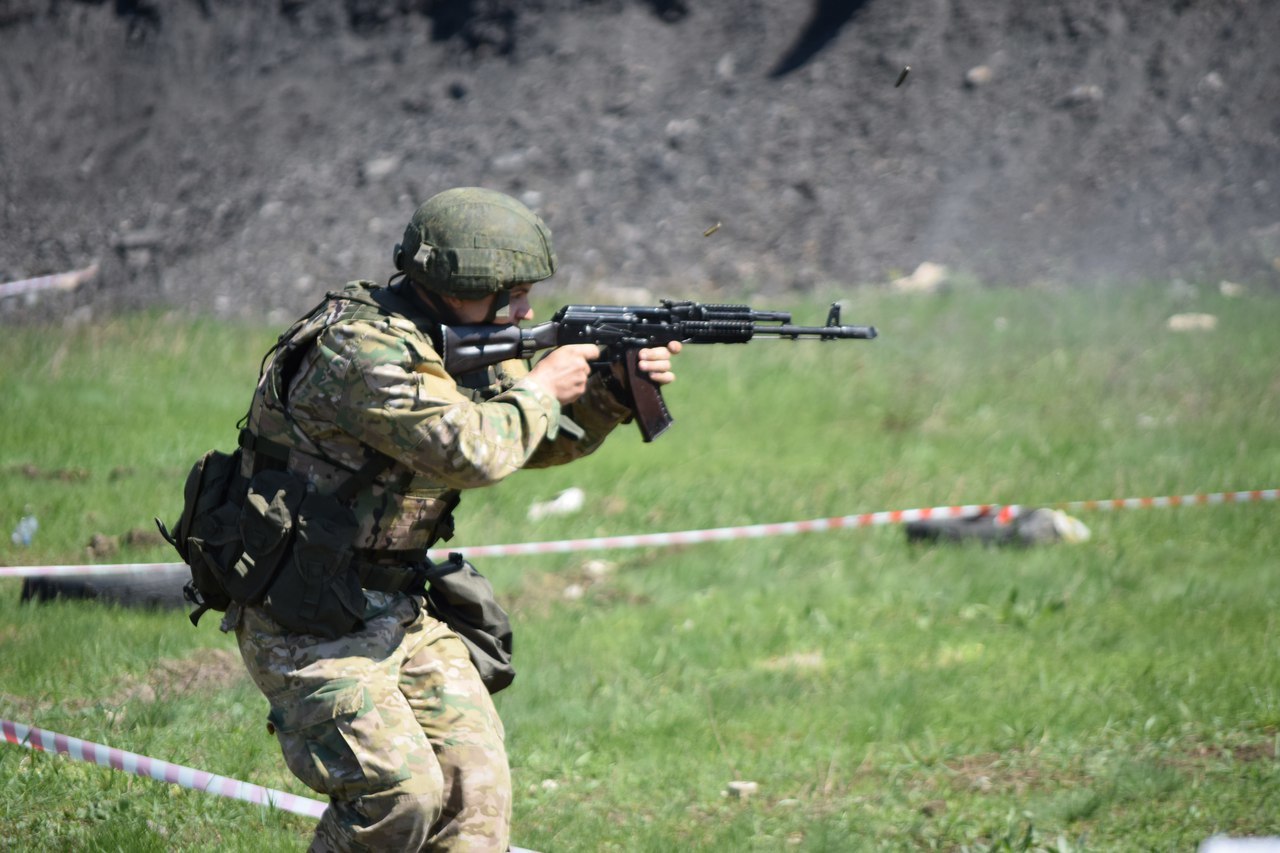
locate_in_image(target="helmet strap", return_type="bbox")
[398,279,453,322]
[462,290,505,325]
[486,289,510,323]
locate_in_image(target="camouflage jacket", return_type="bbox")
[242,280,632,553]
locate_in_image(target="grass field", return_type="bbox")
[1,281,1277,851]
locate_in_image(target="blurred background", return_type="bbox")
[1,0,1278,323]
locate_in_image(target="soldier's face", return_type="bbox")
[444,283,534,325]
[505,285,534,325]
[442,295,492,324]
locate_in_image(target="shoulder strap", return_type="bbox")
[332,448,398,503]
[239,426,397,500]
[242,281,403,495]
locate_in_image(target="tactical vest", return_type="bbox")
[241,280,515,555]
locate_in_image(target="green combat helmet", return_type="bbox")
[393,187,557,300]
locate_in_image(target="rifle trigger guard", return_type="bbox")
[557,415,586,442]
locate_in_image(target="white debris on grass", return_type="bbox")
[1167,313,1218,331]
[528,487,586,521]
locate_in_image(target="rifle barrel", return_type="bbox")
[755,323,878,340]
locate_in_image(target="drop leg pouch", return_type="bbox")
[425,554,516,694]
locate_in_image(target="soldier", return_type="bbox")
[231,187,680,851]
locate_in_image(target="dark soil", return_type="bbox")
[2,0,1278,324]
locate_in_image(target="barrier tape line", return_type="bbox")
[0,562,186,579]
[1,718,327,818]
[1,488,1274,578]
[0,264,97,299]
[433,502,1018,560]
[436,488,1279,558]
[1063,489,1279,512]
[0,718,543,852]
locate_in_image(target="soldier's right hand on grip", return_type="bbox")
[528,344,601,405]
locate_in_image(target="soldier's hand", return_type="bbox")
[529,344,601,405]
[636,341,682,386]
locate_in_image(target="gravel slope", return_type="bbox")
[1,0,1277,322]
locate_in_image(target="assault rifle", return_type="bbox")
[437,300,877,441]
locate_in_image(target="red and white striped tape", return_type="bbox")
[427,487,1277,560]
[1062,489,1278,512]
[0,562,185,579]
[1,718,542,851]
[1,717,326,818]
[430,502,1019,560]
[1,488,1274,579]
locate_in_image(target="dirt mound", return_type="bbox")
[1,0,1277,323]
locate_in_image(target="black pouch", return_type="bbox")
[260,490,368,640]
[230,469,306,602]
[156,447,246,622]
[425,554,515,694]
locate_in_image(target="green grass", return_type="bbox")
[1,282,1277,850]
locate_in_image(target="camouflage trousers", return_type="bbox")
[235,593,511,852]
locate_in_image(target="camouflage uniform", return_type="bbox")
[233,280,632,851]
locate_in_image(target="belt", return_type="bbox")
[354,549,429,595]
[239,428,290,475]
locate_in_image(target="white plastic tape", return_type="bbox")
[1,488,1274,578]
[1,717,326,818]
[1,718,543,850]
